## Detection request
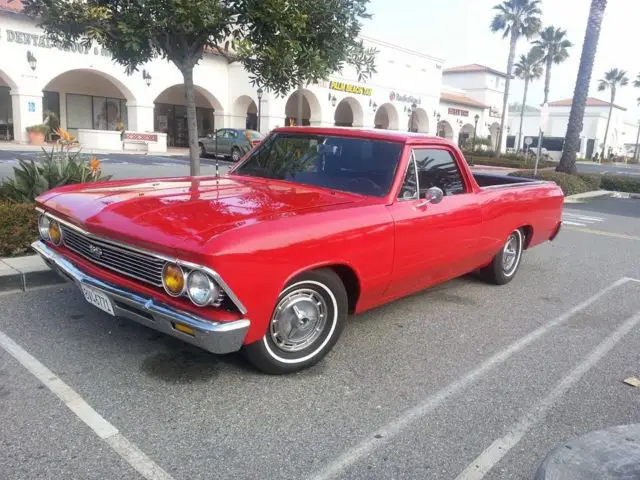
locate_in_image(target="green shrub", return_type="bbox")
[508,170,592,196]
[577,173,602,191]
[601,175,640,193]
[2,143,111,203]
[0,202,38,257]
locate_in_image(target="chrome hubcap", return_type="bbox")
[270,289,328,352]
[502,234,520,273]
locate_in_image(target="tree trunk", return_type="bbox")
[600,91,614,160]
[296,83,303,126]
[557,0,608,174]
[182,64,200,176]
[543,56,552,104]
[497,30,518,155]
[518,78,529,151]
[634,122,640,161]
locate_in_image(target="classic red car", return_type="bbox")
[33,127,563,374]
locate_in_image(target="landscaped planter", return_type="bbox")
[27,130,46,145]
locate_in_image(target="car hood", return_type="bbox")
[37,176,357,254]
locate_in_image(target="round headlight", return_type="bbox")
[162,263,185,297]
[48,220,62,245]
[38,215,51,241]
[186,270,219,307]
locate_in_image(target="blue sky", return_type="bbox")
[363,0,640,119]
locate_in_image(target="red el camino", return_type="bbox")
[33,127,563,374]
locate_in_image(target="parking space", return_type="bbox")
[1,198,639,480]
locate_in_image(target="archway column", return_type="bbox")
[126,102,155,132]
[10,89,43,143]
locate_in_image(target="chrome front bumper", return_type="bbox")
[32,241,250,354]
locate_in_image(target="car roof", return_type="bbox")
[273,126,456,146]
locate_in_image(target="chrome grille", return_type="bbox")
[61,226,165,287]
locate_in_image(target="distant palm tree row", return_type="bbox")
[491,0,636,174]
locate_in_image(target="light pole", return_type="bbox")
[409,102,417,132]
[634,120,640,162]
[472,113,479,151]
[257,87,263,132]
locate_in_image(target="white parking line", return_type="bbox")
[562,213,604,222]
[454,311,640,480]
[562,221,587,227]
[309,277,632,480]
[0,330,174,480]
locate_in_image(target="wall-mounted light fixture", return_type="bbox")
[27,51,37,71]
[142,69,152,87]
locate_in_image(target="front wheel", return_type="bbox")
[199,143,207,157]
[231,147,241,162]
[481,228,524,285]
[243,269,347,374]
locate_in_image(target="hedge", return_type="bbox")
[601,174,640,193]
[0,202,39,257]
[467,156,555,169]
[508,170,593,196]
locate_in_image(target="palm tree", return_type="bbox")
[490,0,542,155]
[532,26,573,104]
[597,68,629,160]
[557,0,608,174]
[513,48,543,151]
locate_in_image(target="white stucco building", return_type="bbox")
[0,1,508,154]
[508,97,639,161]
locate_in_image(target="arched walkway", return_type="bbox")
[284,89,322,126]
[154,84,223,147]
[374,103,399,130]
[231,95,258,130]
[43,69,137,134]
[438,120,454,141]
[458,123,474,148]
[0,69,17,141]
[408,108,429,133]
[334,97,364,127]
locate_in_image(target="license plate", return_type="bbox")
[81,285,115,316]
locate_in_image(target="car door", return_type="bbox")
[211,129,231,156]
[386,146,484,297]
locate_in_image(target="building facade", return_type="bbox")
[0,3,508,153]
[508,97,638,160]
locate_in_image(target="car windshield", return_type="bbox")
[233,133,403,197]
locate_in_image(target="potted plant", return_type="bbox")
[26,124,48,145]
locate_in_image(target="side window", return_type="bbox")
[414,149,466,196]
[230,130,239,138]
[398,154,418,200]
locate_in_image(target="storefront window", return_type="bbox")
[155,103,215,147]
[67,93,127,136]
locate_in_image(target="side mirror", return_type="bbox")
[416,186,444,207]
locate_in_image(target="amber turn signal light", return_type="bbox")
[162,263,185,297]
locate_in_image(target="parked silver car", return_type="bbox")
[198,128,264,162]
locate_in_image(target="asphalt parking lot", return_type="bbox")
[1,197,639,480]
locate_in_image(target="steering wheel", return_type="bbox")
[346,177,383,195]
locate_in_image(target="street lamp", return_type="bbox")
[330,94,337,107]
[27,51,37,71]
[257,87,264,132]
[409,102,417,132]
[472,114,479,152]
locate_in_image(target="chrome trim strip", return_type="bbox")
[40,210,248,314]
[479,180,548,190]
[31,240,250,355]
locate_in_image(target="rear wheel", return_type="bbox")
[243,269,347,374]
[481,228,524,285]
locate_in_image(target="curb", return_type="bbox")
[0,255,64,293]
[565,190,640,203]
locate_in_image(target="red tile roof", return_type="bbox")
[0,0,24,12]
[440,92,488,109]
[443,64,508,78]
[547,97,627,111]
